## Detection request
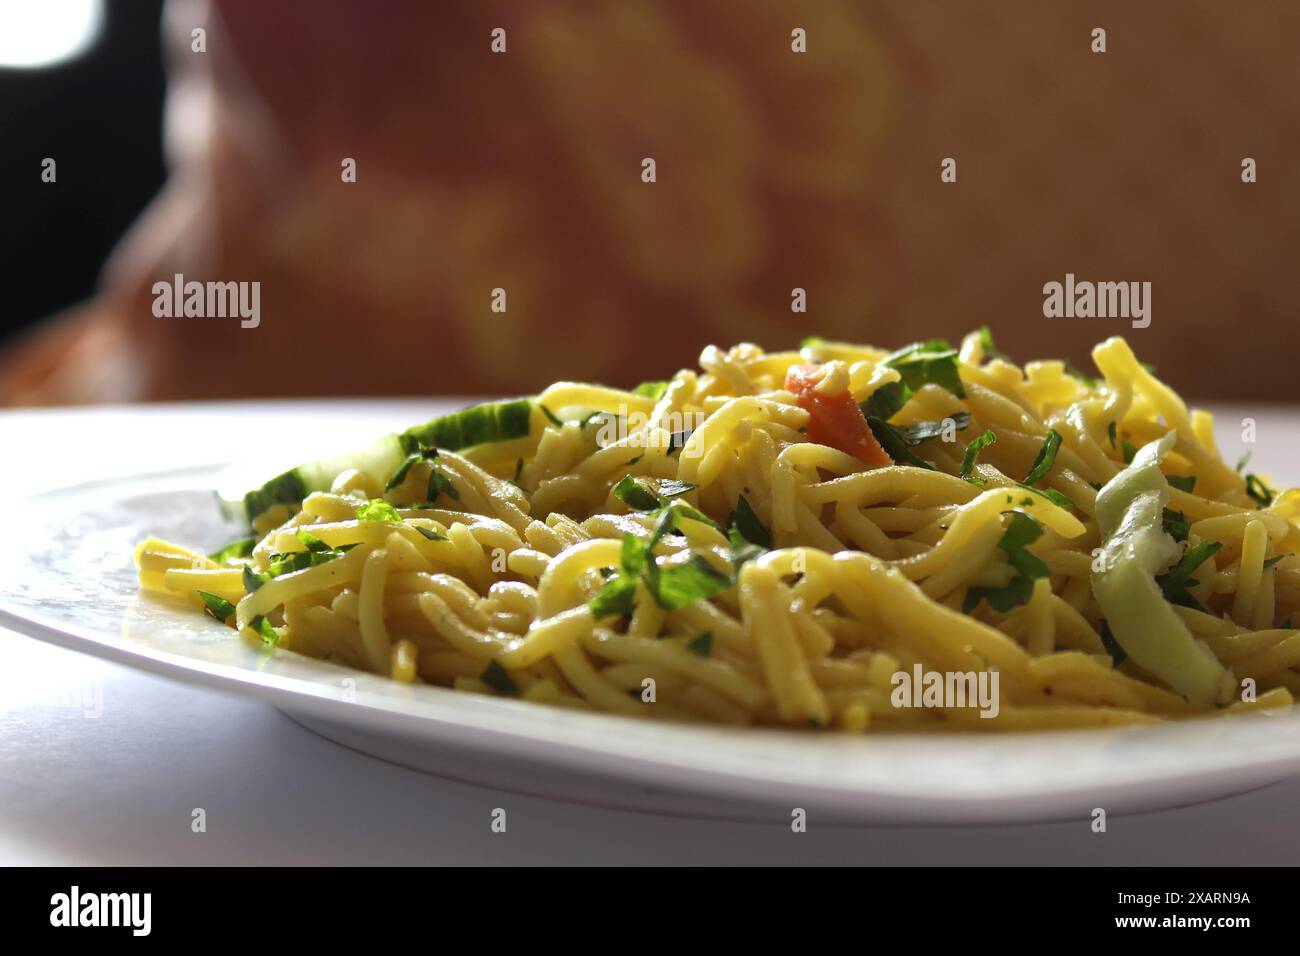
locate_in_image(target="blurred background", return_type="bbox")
[1,0,1299,406]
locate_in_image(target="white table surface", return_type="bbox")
[3,401,1299,865]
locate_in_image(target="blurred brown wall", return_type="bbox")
[2,0,1298,405]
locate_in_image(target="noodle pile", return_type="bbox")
[136,331,1300,731]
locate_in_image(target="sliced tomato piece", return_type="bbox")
[784,364,892,468]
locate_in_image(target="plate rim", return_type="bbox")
[5,461,1300,823]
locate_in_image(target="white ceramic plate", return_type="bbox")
[4,415,1300,824]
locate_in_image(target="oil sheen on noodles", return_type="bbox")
[135,331,1300,732]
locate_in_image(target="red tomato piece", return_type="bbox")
[784,364,892,468]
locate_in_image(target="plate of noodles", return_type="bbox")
[4,329,1300,823]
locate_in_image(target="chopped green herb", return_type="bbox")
[278,552,307,573]
[481,659,518,696]
[539,405,564,429]
[867,418,933,469]
[296,529,332,553]
[657,479,697,499]
[413,526,447,542]
[999,510,1043,552]
[1263,553,1290,569]
[725,494,771,578]
[613,475,662,512]
[1023,429,1062,486]
[1107,421,1118,449]
[513,458,525,483]
[893,412,971,445]
[385,452,422,492]
[243,566,268,593]
[885,338,954,358]
[632,380,670,401]
[198,591,237,624]
[426,466,459,502]
[589,533,650,619]
[1162,508,1190,543]
[1012,428,1072,507]
[589,574,637,619]
[962,512,1050,613]
[729,494,771,549]
[686,632,713,657]
[589,509,731,617]
[1236,452,1252,473]
[727,533,765,577]
[1018,484,1075,509]
[611,477,719,529]
[1155,541,1222,612]
[978,326,1008,361]
[255,535,353,581]
[271,553,311,575]
[249,614,279,646]
[640,504,681,561]
[1121,439,1138,465]
[648,555,732,611]
[1166,474,1196,494]
[357,499,402,523]
[882,341,966,399]
[861,380,910,420]
[208,536,255,563]
[960,429,997,484]
[632,522,662,568]
[671,502,723,532]
[1245,474,1275,508]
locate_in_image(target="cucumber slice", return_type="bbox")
[220,399,537,526]
[631,380,670,401]
[217,433,407,527]
[1091,432,1228,707]
[399,398,534,454]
